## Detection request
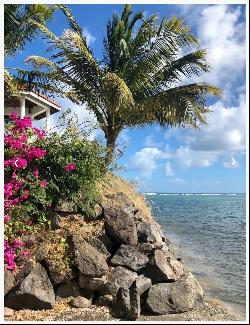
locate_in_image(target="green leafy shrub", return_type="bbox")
[37,127,106,215]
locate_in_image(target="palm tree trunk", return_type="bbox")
[105,133,117,167]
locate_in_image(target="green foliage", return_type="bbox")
[37,128,106,215]
[4,4,57,56]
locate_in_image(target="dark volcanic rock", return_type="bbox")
[86,238,111,259]
[79,274,107,291]
[112,275,151,320]
[145,250,184,283]
[70,235,109,277]
[5,263,55,310]
[104,207,138,246]
[110,244,149,271]
[137,242,163,254]
[97,233,114,253]
[134,274,152,295]
[112,287,131,319]
[4,270,14,296]
[107,266,138,296]
[95,294,113,307]
[129,281,141,320]
[111,192,138,215]
[146,272,204,314]
[137,222,163,244]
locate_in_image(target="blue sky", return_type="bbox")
[5,4,246,193]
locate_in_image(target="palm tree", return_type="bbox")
[14,5,221,165]
[4,4,57,56]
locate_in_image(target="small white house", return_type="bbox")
[4,90,61,131]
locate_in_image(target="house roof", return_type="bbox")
[19,86,61,108]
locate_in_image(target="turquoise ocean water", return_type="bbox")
[145,193,246,319]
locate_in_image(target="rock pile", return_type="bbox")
[4,193,204,320]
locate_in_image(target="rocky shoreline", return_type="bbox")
[4,179,238,321]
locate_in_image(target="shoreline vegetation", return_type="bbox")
[4,174,240,321]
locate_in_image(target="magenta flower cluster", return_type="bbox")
[4,113,48,271]
[64,163,76,172]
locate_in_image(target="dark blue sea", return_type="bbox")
[145,193,246,319]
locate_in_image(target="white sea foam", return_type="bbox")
[200,193,221,196]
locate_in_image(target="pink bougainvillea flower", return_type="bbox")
[9,112,18,121]
[33,128,46,139]
[4,215,11,223]
[15,116,32,130]
[4,183,13,198]
[5,134,27,149]
[13,239,23,249]
[26,147,46,160]
[33,169,39,178]
[13,180,24,192]
[11,157,28,170]
[64,163,76,172]
[4,159,13,167]
[41,180,48,188]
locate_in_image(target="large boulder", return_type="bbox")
[144,250,184,283]
[4,270,14,296]
[146,272,204,314]
[79,274,107,291]
[112,287,131,319]
[112,275,151,320]
[97,233,114,253]
[134,274,152,295]
[107,266,138,296]
[107,192,139,215]
[70,235,109,277]
[110,244,149,271]
[86,238,111,259]
[104,207,138,247]
[137,222,163,244]
[5,263,55,310]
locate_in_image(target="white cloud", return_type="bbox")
[223,157,240,168]
[188,97,246,153]
[173,92,246,168]
[131,147,170,178]
[175,146,218,168]
[166,162,175,177]
[178,5,245,105]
